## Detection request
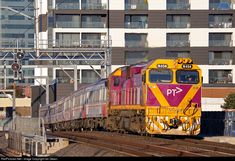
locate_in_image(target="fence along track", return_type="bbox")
[48,131,210,157]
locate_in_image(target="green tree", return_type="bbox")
[221,93,235,109]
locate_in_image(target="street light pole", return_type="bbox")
[3,60,6,89]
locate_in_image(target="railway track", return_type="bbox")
[0,149,21,157]
[48,131,235,157]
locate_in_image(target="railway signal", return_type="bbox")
[11,50,24,81]
[11,62,21,71]
[16,51,24,60]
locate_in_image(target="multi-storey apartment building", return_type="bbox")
[0,0,35,86]
[36,0,235,86]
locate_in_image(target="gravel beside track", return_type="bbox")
[52,142,127,157]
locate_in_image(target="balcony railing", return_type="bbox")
[209,77,232,84]
[209,22,232,28]
[209,40,232,46]
[125,3,148,10]
[81,3,107,10]
[167,3,190,10]
[56,22,80,28]
[82,22,106,28]
[167,22,190,28]
[54,39,109,48]
[125,41,148,48]
[167,40,190,47]
[125,22,148,28]
[209,3,233,10]
[55,3,80,10]
[210,59,233,65]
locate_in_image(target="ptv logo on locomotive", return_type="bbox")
[166,87,183,96]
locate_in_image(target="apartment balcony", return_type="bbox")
[81,40,102,48]
[209,76,232,84]
[125,3,148,10]
[167,40,190,47]
[125,41,148,48]
[82,22,106,28]
[210,59,233,65]
[209,40,232,46]
[167,22,190,28]
[209,2,233,10]
[81,3,107,10]
[55,3,80,10]
[209,22,232,28]
[56,22,80,28]
[167,3,190,10]
[125,22,148,28]
[55,40,81,48]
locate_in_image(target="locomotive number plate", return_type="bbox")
[182,64,192,69]
[157,64,168,68]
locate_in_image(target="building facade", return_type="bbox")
[36,0,235,86]
[0,0,35,86]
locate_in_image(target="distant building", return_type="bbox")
[36,0,235,86]
[0,0,35,86]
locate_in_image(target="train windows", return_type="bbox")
[149,69,172,83]
[176,70,199,84]
[114,77,120,86]
[0,107,4,111]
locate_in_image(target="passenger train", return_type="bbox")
[40,58,202,135]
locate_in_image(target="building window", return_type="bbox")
[209,33,232,46]
[55,0,80,10]
[125,33,148,48]
[56,15,80,28]
[166,51,190,58]
[125,51,148,65]
[125,0,148,10]
[56,69,79,84]
[8,15,25,20]
[56,33,80,47]
[82,70,100,83]
[166,14,190,28]
[209,14,232,28]
[167,33,190,47]
[167,0,190,10]
[81,15,106,28]
[125,15,148,28]
[209,0,232,10]
[209,51,233,65]
[81,0,106,10]
[81,33,101,47]
[209,70,232,84]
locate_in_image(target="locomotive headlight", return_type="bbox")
[187,58,193,64]
[177,58,183,64]
[183,59,188,64]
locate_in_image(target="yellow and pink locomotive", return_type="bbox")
[40,58,202,136]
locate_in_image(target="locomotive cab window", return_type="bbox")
[176,70,199,84]
[149,69,172,83]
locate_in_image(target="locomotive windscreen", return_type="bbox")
[176,70,199,84]
[149,69,172,83]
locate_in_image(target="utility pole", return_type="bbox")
[3,60,6,89]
